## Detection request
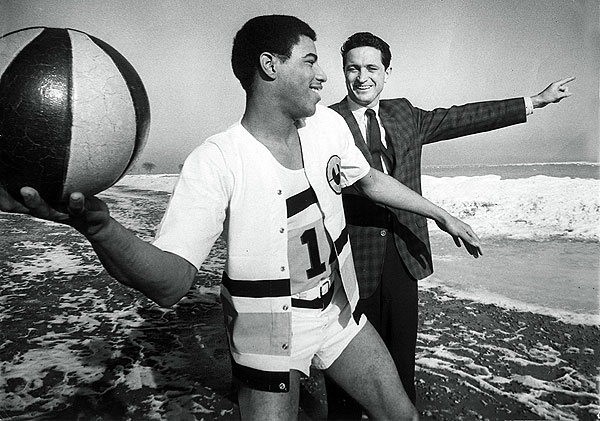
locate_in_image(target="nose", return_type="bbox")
[315,63,327,83]
[357,68,368,82]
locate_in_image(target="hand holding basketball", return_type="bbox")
[0,27,150,205]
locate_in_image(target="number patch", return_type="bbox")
[300,227,326,278]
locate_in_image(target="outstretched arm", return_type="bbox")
[531,77,575,108]
[0,187,196,307]
[355,169,482,258]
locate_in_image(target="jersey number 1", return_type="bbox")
[300,228,326,279]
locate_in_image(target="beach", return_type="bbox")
[1,172,598,420]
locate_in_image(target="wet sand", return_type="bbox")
[1,183,598,420]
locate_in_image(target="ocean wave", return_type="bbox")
[115,174,599,241]
[423,175,599,241]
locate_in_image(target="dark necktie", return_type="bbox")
[365,108,394,172]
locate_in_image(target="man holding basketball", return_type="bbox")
[0,15,483,420]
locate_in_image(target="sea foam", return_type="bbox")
[422,175,599,241]
[116,174,599,241]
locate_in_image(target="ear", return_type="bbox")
[259,52,278,81]
[384,66,392,83]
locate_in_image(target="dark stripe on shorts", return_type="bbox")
[231,356,289,393]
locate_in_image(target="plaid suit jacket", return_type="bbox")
[330,96,526,297]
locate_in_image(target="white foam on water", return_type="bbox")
[417,302,598,420]
[112,173,600,241]
[422,174,599,240]
[8,242,100,277]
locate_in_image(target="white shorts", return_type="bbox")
[290,282,367,376]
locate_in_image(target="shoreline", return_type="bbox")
[413,287,599,420]
[301,286,599,420]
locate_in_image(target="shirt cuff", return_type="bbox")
[524,96,534,116]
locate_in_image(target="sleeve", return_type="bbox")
[412,97,527,145]
[331,108,370,188]
[152,141,232,270]
[524,96,534,116]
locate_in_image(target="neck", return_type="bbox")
[347,95,380,111]
[241,94,304,170]
[241,94,298,148]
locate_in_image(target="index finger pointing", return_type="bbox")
[557,76,576,86]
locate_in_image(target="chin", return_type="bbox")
[304,107,317,118]
[303,103,318,118]
[351,94,373,107]
[292,107,316,121]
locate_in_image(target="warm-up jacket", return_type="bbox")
[153,105,371,392]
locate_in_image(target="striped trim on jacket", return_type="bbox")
[154,105,370,392]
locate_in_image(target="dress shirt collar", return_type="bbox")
[347,96,380,123]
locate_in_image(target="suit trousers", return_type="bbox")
[325,234,418,419]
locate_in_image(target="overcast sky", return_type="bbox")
[3,0,598,172]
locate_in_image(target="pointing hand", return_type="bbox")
[531,77,575,108]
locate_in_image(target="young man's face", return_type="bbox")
[343,46,391,108]
[276,35,327,119]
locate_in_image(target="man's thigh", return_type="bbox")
[324,319,417,420]
[237,370,302,421]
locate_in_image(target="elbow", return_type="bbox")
[114,279,186,308]
[136,280,190,308]
[154,295,181,308]
[147,256,197,308]
[150,286,188,307]
[151,272,195,308]
[115,254,197,308]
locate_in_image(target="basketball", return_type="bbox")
[0,27,150,204]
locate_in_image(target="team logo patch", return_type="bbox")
[326,155,342,194]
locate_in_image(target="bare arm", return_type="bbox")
[0,187,196,307]
[355,168,482,257]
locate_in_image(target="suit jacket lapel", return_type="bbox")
[378,102,397,148]
[377,102,398,170]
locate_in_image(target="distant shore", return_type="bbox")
[125,161,600,180]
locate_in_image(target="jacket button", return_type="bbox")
[277,189,282,195]
[380,230,387,237]
[279,382,287,391]
[282,343,288,350]
[282,304,289,311]
[279,227,285,233]
[280,266,285,272]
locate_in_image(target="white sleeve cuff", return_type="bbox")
[524,96,534,116]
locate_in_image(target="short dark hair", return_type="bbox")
[231,15,317,92]
[340,32,392,69]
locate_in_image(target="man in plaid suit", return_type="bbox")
[325,31,574,418]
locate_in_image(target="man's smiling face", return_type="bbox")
[343,46,391,108]
[276,35,327,119]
